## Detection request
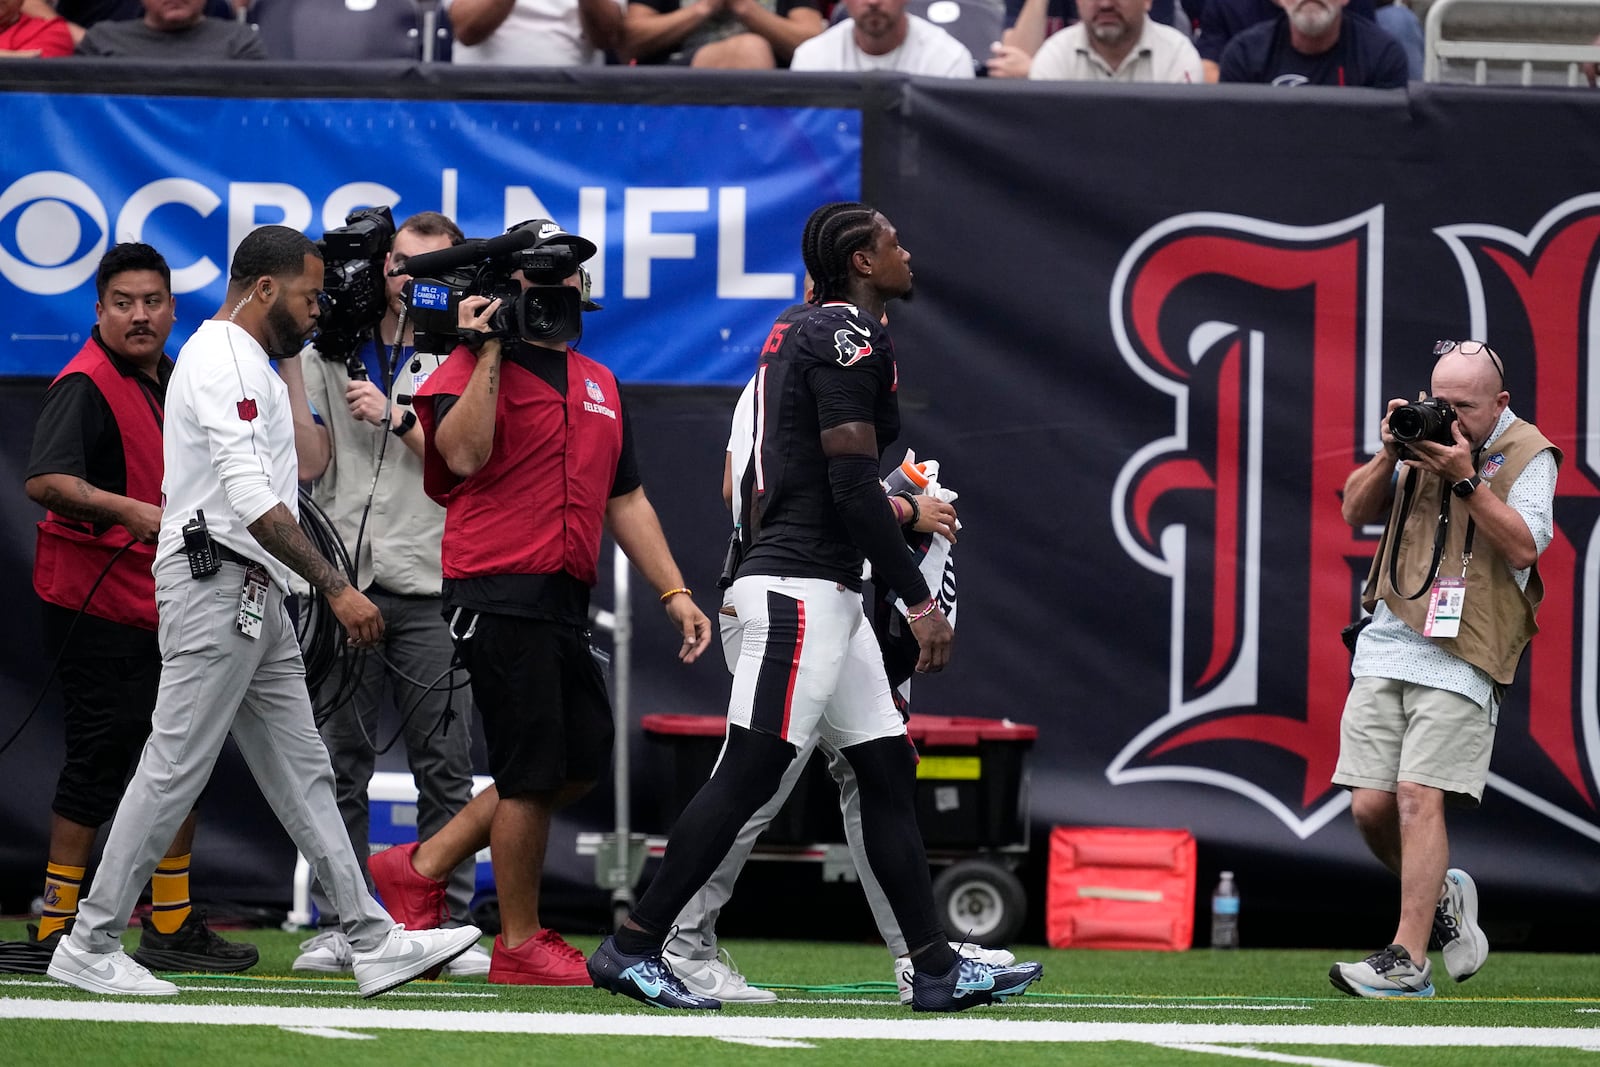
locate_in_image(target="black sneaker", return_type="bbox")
[911,954,1044,1012]
[587,935,721,1010]
[0,922,68,975]
[132,910,259,973]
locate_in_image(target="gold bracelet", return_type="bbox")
[659,587,692,604]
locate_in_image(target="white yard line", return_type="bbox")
[1156,1042,1394,1066]
[718,1038,817,1048]
[281,1026,376,1040]
[0,999,1597,1048]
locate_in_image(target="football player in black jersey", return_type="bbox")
[589,202,1044,1011]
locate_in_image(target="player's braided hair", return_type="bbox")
[803,202,879,304]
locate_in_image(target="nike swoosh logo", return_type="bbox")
[847,320,871,337]
[396,940,426,961]
[955,973,996,998]
[86,960,118,979]
[623,965,663,999]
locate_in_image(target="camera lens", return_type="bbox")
[1390,405,1426,442]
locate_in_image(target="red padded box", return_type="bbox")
[1045,826,1195,951]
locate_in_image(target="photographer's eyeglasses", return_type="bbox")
[1433,339,1505,388]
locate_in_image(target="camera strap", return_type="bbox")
[1386,470,1451,601]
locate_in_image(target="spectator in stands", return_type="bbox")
[988,0,1187,77]
[617,0,823,68]
[1029,0,1203,80]
[76,0,264,57]
[1196,0,1378,80]
[445,0,623,65]
[1218,0,1407,86]
[31,0,239,44]
[3,0,73,54]
[790,0,975,75]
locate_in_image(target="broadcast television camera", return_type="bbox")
[313,205,396,361]
[400,218,597,354]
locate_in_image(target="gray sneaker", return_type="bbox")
[1434,868,1488,982]
[1329,944,1435,998]
[47,939,178,997]
[663,948,777,1003]
[292,929,354,973]
[352,924,482,998]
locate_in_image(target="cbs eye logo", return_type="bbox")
[0,172,110,297]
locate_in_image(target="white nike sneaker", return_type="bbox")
[48,939,178,996]
[663,948,778,1003]
[1434,867,1488,982]
[445,941,492,977]
[895,943,1018,1005]
[352,924,482,998]
[292,929,354,973]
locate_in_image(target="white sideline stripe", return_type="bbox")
[281,1026,375,1040]
[2,1000,1600,1047]
[0,978,493,999]
[1157,1043,1390,1067]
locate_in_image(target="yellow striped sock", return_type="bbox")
[36,863,85,940]
[150,854,192,935]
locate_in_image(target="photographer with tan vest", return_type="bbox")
[1330,339,1559,999]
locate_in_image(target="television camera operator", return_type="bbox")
[361,219,711,985]
[273,208,489,976]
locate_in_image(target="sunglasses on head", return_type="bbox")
[1433,339,1505,388]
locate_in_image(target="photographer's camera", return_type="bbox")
[1390,396,1457,447]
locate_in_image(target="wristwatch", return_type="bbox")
[1451,474,1481,499]
[390,410,417,438]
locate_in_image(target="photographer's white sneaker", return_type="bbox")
[352,924,482,998]
[1434,868,1488,982]
[48,939,178,996]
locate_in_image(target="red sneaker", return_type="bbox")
[487,929,591,986]
[369,842,447,931]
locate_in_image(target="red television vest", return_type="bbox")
[415,344,624,586]
[32,338,164,630]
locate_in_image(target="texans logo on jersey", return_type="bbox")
[834,322,874,366]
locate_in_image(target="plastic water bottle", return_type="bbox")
[1210,871,1240,949]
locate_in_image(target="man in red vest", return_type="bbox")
[383,221,711,986]
[0,244,257,976]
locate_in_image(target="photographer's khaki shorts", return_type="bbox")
[1332,676,1496,806]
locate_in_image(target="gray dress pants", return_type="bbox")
[72,558,393,955]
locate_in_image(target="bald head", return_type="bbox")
[1430,343,1509,449]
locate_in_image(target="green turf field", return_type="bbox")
[1,921,1596,1065]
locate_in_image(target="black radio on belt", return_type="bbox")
[181,509,220,580]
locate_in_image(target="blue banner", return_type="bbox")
[0,93,861,383]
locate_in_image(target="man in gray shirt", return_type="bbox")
[77,0,264,57]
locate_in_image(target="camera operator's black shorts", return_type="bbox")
[52,645,163,827]
[456,613,614,797]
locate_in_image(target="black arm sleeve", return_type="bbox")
[828,452,930,606]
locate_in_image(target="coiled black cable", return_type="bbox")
[0,540,136,759]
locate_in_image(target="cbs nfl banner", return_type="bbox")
[0,92,860,383]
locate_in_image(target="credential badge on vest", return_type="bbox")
[1482,452,1505,479]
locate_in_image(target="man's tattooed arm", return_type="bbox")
[28,475,136,527]
[246,502,350,597]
